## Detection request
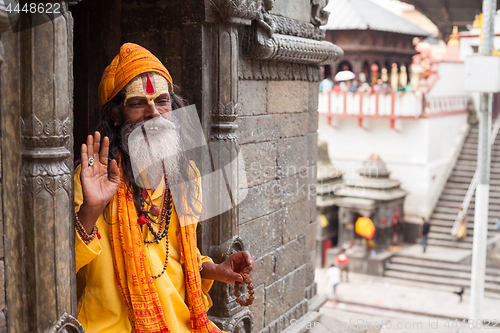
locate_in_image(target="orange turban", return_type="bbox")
[98,43,173,107]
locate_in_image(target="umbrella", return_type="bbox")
[334,70,356,82]
[355,217,376,240]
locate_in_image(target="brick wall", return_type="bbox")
[237,80,319,332]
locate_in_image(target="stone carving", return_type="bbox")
[242,21,343,65]
[209,0,264,22]
[271,14,325,41]
[239,58,323,82]
[21,162,71,196]
[46,313,85,333]
[255,0,275,37]
[209,308,253,333]
[310,0,330,26]
[20,114,71,148]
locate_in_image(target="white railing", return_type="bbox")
[424,95,469,115]
[319,92,470,126]
[451,115,500,236]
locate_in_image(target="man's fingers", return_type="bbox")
[241,250,255,267]
[87,134,94,162]
[232,272,243,283]
[100,136,110,166]
[81,143,88,171]
[109,159,120,182]
[93,131,101,156]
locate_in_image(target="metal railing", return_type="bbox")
[451,115,500,236]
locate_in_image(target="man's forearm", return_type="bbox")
[200,261,220,281]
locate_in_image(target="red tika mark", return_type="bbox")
[96,231,101,239]
[145,74,155,94]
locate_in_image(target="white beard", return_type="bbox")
[122,115,182,189]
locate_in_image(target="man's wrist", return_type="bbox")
[77,203,105,234]
[200,262,219,281]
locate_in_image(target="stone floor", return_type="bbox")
[313,269,500,333]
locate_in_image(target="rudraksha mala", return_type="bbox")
[234,272,255,306]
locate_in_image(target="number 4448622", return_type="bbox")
[6,2,61,14]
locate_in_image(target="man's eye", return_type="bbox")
[130,103,143,107]
[156,100,169,104]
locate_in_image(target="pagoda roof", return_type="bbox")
[322,0,429,37]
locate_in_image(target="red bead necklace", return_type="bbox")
[139,166,172,279]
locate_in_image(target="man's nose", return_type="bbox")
[144,99,161,119]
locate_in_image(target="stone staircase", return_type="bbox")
[384,123,500,294]
[428,123,500,249]
[385,253,500,295]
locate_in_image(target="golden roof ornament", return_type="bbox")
[472,14,482,29]
[448,26,460,46]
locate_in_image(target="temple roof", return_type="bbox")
[322,0,429,37]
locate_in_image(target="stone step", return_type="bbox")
[440,188,467,196]
[390,256,500,276]
[430,224,498,233]
[464,138,479,144]
[439,194,500,204]
[429,219,498,229]
[455,160,478,166]
[430,213,498,223]
[426,238,473,249]
[443,182,472,190]
[457,155,500,163]
[427,232,474,243]
[384,270,500,293]
[462,142,500,151]
[433,205,500,215]
[451,170,500,180]
[387,263,500,283]
[443,183,500,193]
[436,200,500,211]
[451,164,500,174]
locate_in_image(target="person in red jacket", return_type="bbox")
[336,248,349,282]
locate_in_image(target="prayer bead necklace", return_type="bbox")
[139,167,172,279]
[234,272,255,306]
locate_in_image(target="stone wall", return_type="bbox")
[236,79,319,332]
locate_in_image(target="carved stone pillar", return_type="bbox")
[2,4,83,332]
[203,2,258,332]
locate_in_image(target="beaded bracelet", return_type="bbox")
[75,212,98,245]
[234,272,255,306]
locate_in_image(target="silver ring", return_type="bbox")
[88,157,95,167]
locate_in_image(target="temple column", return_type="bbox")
[2,4,84,333]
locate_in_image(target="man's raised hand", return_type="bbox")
[78,132,120,234]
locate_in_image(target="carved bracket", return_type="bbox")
[239,58,323,81]
[46,313,85,333]
[242,21,343,65]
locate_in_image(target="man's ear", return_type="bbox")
[108,105,121,127]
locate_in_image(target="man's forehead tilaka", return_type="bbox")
[124,72,170,104]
